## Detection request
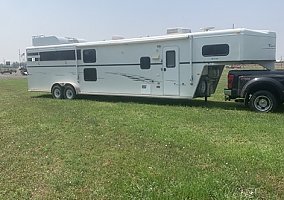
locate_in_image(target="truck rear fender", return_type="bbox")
[241,77,284,101]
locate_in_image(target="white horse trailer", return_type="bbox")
[26,28,276,100]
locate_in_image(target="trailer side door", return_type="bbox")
[163,47,180,96]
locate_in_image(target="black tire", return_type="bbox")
[51,85,63,99]
[63,85,76,100]
[249,90,278,112]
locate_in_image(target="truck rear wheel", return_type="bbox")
[51,85,63,99]
[63,85,76,100]
[249,90,277,112]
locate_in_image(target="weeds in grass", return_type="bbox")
[0,76,284,199]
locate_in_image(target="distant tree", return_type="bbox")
[0,62,26,68]
[12,62,19,68]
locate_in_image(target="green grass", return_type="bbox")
[0,72,284,199]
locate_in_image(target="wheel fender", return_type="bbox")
[52,82,80,94]
[64,83,80,94]
[241,77,284,99]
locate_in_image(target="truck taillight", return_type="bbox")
[228,74,234,89]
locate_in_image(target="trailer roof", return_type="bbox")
[27,28,276,50]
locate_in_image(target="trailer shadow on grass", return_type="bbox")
[33,94,247,111]
[80,95,284,112]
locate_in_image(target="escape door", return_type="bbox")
[163,47,180,96]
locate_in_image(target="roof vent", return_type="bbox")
[167,28,191,35]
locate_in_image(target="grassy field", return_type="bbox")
[0,71,284,199]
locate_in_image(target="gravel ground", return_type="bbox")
[0,70,27,80]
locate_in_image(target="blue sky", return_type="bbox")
[1,0,284,61]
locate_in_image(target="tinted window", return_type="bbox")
[83,49,96,63]
[28,57,39,62]
[166,51,176,68]
[140,57,151,69]
[40,50,76,61]
[202,44,229,57]
[84,68,97,81]
[76,50,81,60]
[27,52,39,56]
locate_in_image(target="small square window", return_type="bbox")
[84,68,97,81]
[140,57,151,69]
[83,49,96,63]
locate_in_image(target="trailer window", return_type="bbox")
[27,52,40,62]
[84,68,97,81]
[140,57,151,69]
[166,51,176,68]
[39,50,78,61]
[202,44,229,57]
[83,49,96,63]
[76,50,81,60]
[27,58,39,62]
[27,52,39,56]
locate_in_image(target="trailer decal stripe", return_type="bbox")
[27,62,197,69]
[106,72,159,84]
[180,62,191,65]
[79,63,163,67]
[191,60,275,64]
[27,65,76,68]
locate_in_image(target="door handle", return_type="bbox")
[164,68,167,72]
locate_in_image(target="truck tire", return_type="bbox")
[249,90,277,112]
[63,85,76,100]
[51,85,63,99]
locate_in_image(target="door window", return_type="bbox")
[166,51,176,68]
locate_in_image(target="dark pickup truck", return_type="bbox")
[224,70,284,112]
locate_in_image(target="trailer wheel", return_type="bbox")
[51,85,63,99]
[249,90,277,112]
[64,85,76,100]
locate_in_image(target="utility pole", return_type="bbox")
[19,49,21,68]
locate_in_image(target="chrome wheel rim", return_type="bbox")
[66,89,74,99]
[254,95,272,112]
[54,88,61,99]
